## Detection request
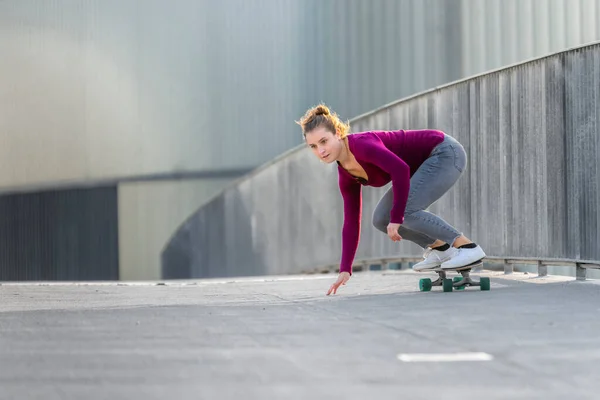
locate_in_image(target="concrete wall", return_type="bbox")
[162,42,600,278]
[118,178,231,280]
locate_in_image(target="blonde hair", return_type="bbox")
[296,104,350,138]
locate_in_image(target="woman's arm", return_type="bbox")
[356,137,411,224]
[338,173,362,275]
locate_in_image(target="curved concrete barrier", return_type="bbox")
[162,41,600,279]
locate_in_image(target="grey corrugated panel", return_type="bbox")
[0,186,119,281]
[564,46,600,261]
[460,0,600,77]
[161,42,600,278]
[307,0,464,120]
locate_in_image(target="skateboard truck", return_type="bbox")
[418,260,490,292]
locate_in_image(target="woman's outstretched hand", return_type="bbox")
[327,272,351,295]
[387,222,402,242]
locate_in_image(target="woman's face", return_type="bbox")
[304,126,343,164]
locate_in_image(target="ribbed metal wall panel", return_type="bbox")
[0,186,119,280]
[2,0,599,192]
[460,0,600,78]
[299,0,600,126]
[564,46,600,259]
[299,0,464,122]
[162,42,600,278]
[0,0,306,189]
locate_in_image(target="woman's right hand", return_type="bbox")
[327,272,351,295]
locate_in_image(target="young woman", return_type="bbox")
[297,104,486,295]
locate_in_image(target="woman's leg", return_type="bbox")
[401,138,465,246]
[372,166,464,271]
[372,187,437,248]
[402,135,485,268]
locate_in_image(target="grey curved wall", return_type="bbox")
[162,42,600,278]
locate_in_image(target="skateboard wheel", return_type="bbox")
[442,278,453,292]
[419,278,432,292]
[480,277,491,291]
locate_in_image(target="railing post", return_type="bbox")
[399,260,411,270]
[537,261,548,277]
[576,263,587,281]
[504,259,513,274]
[363,261,370,272]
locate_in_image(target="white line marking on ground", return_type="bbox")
[397,352,494,363]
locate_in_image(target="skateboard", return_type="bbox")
[418,260,490,292]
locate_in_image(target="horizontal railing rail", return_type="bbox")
[309,256,600,281]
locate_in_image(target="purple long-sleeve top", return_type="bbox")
[337,129,446,275]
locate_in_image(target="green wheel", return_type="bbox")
[480,277,491,291]
[419,278,432,292]
[442,278,453,292]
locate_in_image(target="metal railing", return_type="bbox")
[311,256,600,281]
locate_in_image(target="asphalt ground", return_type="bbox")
[1,269,599,400]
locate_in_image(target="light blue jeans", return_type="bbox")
[372,134,467,248]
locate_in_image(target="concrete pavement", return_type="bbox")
[1,269,599,400]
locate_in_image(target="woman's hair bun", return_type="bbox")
[296,103,350,138]
[314,105,330,116]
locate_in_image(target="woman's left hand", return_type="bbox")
[387,223,402,242]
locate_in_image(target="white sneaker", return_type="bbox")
[440,245,486,269]
[412,246,458,271]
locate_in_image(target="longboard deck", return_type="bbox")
[414,259,484,273]
[433,260,483,272]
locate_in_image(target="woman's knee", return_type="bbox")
[371,211,388,232]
